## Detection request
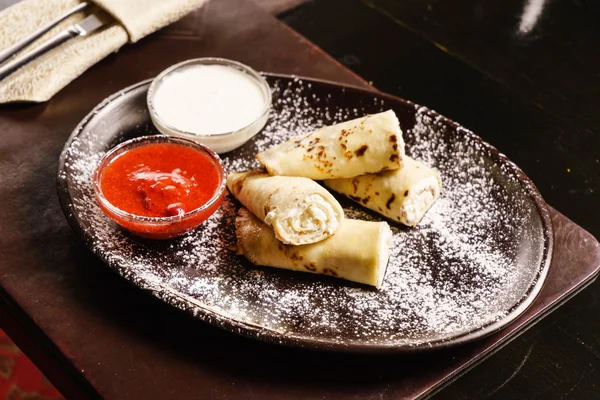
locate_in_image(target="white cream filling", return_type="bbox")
[401,177,441,226]
[266,194,340,243]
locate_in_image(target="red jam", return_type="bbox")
[97,141,224,239]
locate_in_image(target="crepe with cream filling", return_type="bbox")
[255,110,405,180]
[235,208,392,288]
[324,156,441,227]
[227,171,344,245]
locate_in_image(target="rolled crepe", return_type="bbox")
[227,171,344,245]
[235,208,392,288]
[255,110,405,180]
[324,156,442,227]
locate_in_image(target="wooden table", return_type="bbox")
[0,0,598,399]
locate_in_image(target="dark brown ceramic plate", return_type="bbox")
[57,74,553,353]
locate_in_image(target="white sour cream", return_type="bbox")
[152,64,266,135]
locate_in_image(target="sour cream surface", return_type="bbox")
[152,64,266,135]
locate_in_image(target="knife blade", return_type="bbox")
[71,13,107,36]
[0,12,110,81]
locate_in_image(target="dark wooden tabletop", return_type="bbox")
[0,0,598,399]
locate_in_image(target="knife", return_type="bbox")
[0,2,90,66]
[0,12,109,81]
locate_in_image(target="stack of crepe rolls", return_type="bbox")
[230,110,440,288]
[227,172,392,288]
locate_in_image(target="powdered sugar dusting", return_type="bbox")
[59,77,549,349]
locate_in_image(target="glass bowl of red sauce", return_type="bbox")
[93,135,226,240]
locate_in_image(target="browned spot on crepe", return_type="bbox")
[389,134,397,143]
[323,268,338,277]
[316,145,325,157]
[232,179,245,196]
[304,263,317,271]
[386,193,396,209]
[349,195,362,202]
[355,145,368,157]
[352,178,359,193]
[404,190,409,197]
[361,196,370,205]
[389,154,399,162]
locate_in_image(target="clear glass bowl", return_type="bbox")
[93,135,226,240]
[147,57,271,154]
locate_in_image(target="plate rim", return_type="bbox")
[56,73,554,353]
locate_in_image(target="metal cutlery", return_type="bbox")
[0,11,109,81]
[0,2,89,66]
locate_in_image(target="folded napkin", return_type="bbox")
[0,0,207,103]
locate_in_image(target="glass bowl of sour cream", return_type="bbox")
[147,58,271,154]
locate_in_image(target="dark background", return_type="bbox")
[280,0,599,398]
